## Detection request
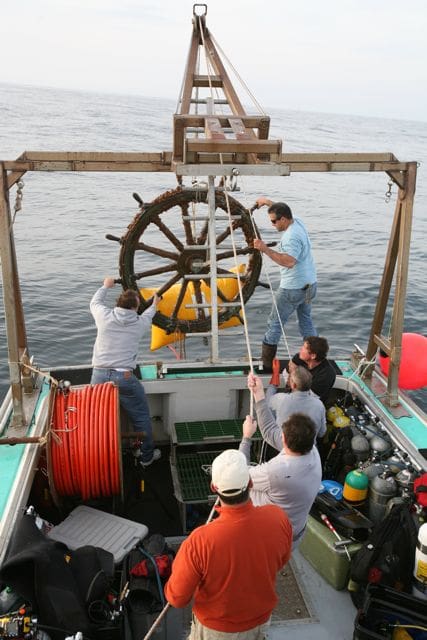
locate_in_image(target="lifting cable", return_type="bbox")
[241,175,293,362]
[145,46,280,637]
[142,496,220,640]
[198,17,293,363]
[199,23,256,413]
[210,34,266,115]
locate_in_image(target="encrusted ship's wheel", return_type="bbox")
[118,187,262,335]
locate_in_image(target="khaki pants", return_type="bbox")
[188,615,269,640]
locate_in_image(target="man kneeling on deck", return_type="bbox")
[241,373,322,548]
[165,449,292,639]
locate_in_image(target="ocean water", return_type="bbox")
[0,82,426,408]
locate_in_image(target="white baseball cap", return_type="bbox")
[211,449,250,496]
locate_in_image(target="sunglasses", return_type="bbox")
[270,217,282,225]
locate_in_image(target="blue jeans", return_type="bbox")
[90,368,154,462]
[264,283,318,345]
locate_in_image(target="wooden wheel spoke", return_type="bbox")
[134,263,178,280]
[153,215,184,252]
[215,226,232,245]
[216,266,247,279]
[118,187,263,335]
[192,280,207,320]
[215,284,229,303]
[136,242,179,261]
[216,247,253,261]
[171,279,189,319]
[196,221,209,245]
[180,203,195,245]
[156,273,182,297]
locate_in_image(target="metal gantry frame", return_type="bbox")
[0,4,418,425]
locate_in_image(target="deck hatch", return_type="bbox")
[173,418,261,444]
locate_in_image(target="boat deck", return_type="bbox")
[278,549,356,640]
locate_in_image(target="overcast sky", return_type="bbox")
[1,0,426,122]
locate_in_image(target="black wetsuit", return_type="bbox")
[290,354,337,404]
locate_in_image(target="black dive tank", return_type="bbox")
[395,466,417,492]
[351,435,370,463]
[360,459,386,480]
[369,434,392,458]
[0,585,23,614]
[368,471,398,524]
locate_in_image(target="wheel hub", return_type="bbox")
[178,250,208,275]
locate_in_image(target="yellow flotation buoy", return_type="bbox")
[140,265,245,351]
[333,415,351,428]
[326,405,344,423]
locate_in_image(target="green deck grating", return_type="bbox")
[174,448,260,503]
[174,419,261,443]
[175,450,219,502]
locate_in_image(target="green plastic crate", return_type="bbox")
[173,450,219,502]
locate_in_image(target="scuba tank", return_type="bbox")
[395,466,417,492]
[369,434,392,458]
[360,459,385,480]
[343,469,369,506]
[345,406,371,431]
[368,471,398,524]
[413,522,427,600]
[385,448,409,473]
[351,435,370,463]
[359,422,380,441]
[0,585,23,614]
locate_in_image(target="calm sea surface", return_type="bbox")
[0,82,426,408]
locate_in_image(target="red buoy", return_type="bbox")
[379,333,427,390]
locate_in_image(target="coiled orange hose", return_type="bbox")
[50,382,121,499]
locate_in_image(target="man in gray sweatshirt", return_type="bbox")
[240,373,322,547]
[90,277,160,467]
[268,366,326,439]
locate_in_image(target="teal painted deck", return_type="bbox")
[0,381,49,519]
[337,360,427,450]
[1,364,425,523]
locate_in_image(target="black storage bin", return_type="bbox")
[354,584,427,640]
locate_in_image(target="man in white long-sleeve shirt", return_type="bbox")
[239,373,322,546]
[90,277,160,467]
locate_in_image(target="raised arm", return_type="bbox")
[247,374,283,451]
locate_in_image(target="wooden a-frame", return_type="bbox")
[0,5,418,424]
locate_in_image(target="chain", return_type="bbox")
[384,179,393,203]
[12,180,25,224]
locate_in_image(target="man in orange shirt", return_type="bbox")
[164,449,292,639]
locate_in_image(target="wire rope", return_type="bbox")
[210,34,266,115]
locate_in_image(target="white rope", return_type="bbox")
[245,200,293,361]
[198,15,254,384]
[346,354,377,383]
[198,15,226,117]
[142,496,220,640]
[220,188,255,415]
[210,34,266,115]
[20,362,59,386]
[195,19,291,366]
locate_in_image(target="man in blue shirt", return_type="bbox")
[254,198,318,370]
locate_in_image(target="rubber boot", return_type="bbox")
[269,358,281,386]
[261,342,277,373]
